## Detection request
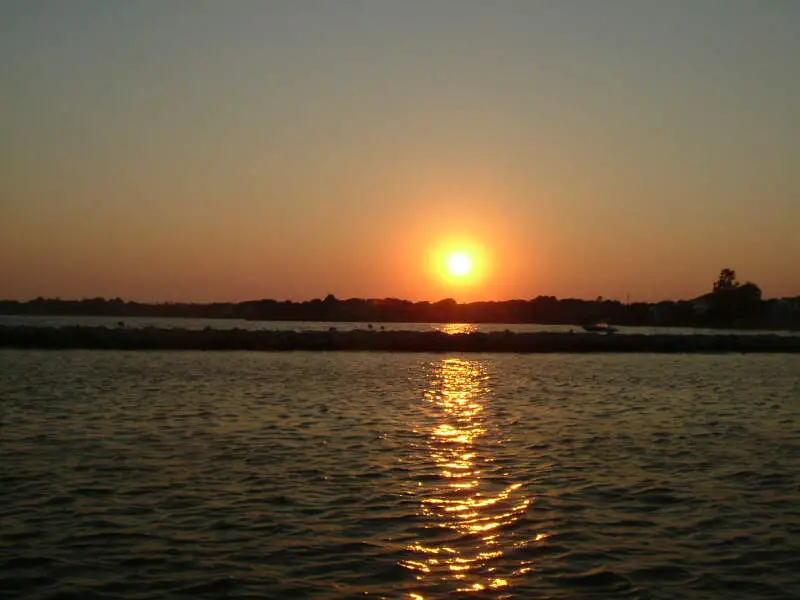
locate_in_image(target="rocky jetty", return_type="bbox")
[1,325,799,353]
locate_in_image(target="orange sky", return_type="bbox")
[2,2,799,302]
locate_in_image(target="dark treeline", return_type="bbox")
[2,269,799,330]
[0,295,797,329]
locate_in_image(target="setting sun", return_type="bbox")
[425,237,491,300]
[448,252,473,277]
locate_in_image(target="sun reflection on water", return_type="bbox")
[436,323,478,335]
[401,358,536,596]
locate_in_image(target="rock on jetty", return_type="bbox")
[1,325,799,353]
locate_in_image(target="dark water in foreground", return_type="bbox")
[1,351,799,599]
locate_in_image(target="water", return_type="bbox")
[2,315,798,337]
[1,350,799,599]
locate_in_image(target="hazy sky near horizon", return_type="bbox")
[2,0,798,302]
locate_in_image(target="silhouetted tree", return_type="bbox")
[713,268,739,292]
[709,269,763,324]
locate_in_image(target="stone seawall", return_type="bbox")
[1,326,799,353]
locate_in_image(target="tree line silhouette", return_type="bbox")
[1,270,797,329]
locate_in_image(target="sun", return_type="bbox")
[426,240,487,292]
[447,252,473,277]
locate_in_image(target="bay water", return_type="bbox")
[1,350,798,599]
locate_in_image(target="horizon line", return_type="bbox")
[3,292,799,305]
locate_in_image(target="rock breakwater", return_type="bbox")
[1,325,799,353]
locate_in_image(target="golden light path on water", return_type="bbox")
[401,356,543,597]
[436,323,478,335]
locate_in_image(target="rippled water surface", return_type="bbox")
[2,350,799,599]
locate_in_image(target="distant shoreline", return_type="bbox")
[2,326,799,353]
[2,293,798,331]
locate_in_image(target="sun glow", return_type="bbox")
[448,252,473,277]
[427,240,488,294]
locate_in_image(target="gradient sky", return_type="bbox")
[2,0,798,302]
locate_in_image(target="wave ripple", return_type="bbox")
[1,351,799,599]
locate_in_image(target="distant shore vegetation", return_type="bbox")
[2,270,798,331]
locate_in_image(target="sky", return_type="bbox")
[2,0,798,303]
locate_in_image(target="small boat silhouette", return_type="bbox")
[582,322,617,334]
